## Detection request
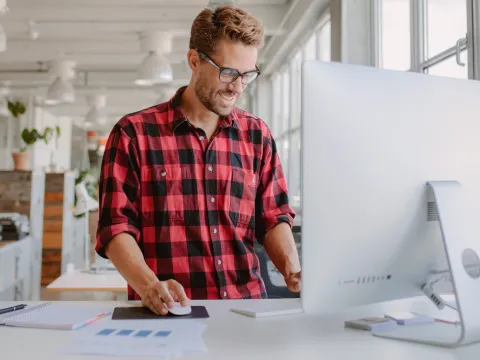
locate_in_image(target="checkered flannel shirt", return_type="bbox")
[96,86,295,300]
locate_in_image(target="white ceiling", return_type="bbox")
[0,0,320,130]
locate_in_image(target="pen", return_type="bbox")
[0,304,27,315]
[73,311,111,330]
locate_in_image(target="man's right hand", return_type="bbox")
[141,279,190,316]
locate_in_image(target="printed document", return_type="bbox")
[61,319,208,357]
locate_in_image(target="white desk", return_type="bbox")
[46,269,127,293]
[1,296,478,360]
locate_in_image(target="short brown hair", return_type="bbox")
[189,4,264,55]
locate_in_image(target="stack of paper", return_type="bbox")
[61,319,208,357]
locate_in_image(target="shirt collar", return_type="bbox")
[168,86,240,133]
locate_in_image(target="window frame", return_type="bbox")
[374,0,478,79]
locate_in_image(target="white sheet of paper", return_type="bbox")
[61,319,208,357]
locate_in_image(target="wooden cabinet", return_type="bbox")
[41,172,77,286]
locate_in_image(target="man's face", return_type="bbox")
[194,40,258,116]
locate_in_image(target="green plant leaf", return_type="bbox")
[42,127,53,144]
[8,100,26,119]
[21,128,40,147]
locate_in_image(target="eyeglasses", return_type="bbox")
[197,50,261,85]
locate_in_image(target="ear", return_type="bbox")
[187,49,200,73]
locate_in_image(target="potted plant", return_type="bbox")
[12,126,61,171]
[11,128,36,170]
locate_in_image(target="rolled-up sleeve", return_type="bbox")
[255,129,296,245]
[95,124,141,258]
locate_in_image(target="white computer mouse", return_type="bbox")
[168,302,192,316]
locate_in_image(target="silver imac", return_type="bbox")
[300,61,480,347]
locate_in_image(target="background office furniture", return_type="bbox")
[46,268,127,296]
[0,170,45,300]
[41,172,81,285]
[0,237,32,301]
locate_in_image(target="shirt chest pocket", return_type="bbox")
[228,168,257,227]
[141,165,187,223]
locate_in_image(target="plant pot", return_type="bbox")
[11,151,30,171]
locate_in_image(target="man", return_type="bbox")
[96,4,301,316]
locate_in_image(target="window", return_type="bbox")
[289,131,301,209]
[281,69,290,135]
[272,74,281,137]
[268,15,332,210]
[376,0,471,79]
[303,33,317,61]
[317,21,331,62]
[290,51,302,128]
[379,0,411,71]
[426,50,468,79]
[426,0,467,59]
[422,0,468,79]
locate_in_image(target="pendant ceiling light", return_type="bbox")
[45,59,76,106]
[0,0,8,14]
[135,31,173,86]
[85,93,107,127]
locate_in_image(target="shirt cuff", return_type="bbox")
[95,222,141,259]
[257,213,294,245]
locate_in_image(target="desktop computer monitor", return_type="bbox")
[300,61,480,346]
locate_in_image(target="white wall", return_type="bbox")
[0,117,12,169]
[32,107,72,171]
[0,96,72,171]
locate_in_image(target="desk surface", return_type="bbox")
[46,269,127,292]
[1,297,478,360]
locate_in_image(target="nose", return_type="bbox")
[229,76,244,94]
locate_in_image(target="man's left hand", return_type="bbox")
[284,271,301,293]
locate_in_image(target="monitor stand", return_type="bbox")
[374,181,480,347]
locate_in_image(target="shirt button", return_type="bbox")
[208,166,213,172]
[213,228,217,234]
[199,136,204,141]
[210,197,215,203]
[223,292,227,298]
[217,260,222,265]
[161,171,167,177]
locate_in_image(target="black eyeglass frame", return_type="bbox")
[196,50,261,85]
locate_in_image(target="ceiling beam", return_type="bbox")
[4,21,285,39]
[3,38,189,54]
[0,66,191,86]
[0,51,189,66]
[5,5,288,31]
[14,0,288,6]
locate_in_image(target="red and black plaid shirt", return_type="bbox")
[96,86,295,300]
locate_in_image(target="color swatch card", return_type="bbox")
[61,319,208,357]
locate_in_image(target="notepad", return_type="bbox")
[0,302,112,330]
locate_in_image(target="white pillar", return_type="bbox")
[330,0,375,66]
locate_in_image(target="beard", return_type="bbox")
[194,77,238,117]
